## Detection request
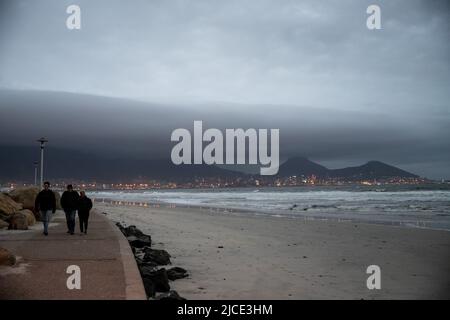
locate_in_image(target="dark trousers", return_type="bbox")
[79,211,90,233]
[40,210,52,234]
[64,210,76,233]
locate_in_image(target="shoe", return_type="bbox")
[44,232,48,236]
[70,232,74,235]
[67,231,70,234]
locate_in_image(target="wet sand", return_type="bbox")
[96,203,450,299]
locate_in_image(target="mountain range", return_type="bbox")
[277,157,418,179]
[0,146,419,183]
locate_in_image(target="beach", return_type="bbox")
[96,202,450,299]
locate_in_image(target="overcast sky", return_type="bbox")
[0,0,449,179]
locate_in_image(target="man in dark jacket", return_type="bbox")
[78,191,93,234]
[60,184,79,235]
[34,181,56,236]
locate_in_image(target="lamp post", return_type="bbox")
[37,137,48,188]
[34,161,38,186]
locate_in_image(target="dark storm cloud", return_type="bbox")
[1,90,449,179]
[0,0,449,179]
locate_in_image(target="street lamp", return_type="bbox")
[37,137,48,188]
[34,161,38,186]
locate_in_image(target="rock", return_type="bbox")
[127,234,152,248]
[140,268,170,294]
[0,247,16,266]
[139,265,157,274]
[20,209,36,226]
[8,187,39,210]
[8,212,28,230]
[8,188,60,218]
[134,248,145,259]
[143,248,171,265]
[155,290,186,300]
[142,278,156,297]
[0,193,22,219]
[117,223,146,237]
[137,258,157,268]
[123,225,145,237]
[0,219,9,229]
[33,210,42,221]
[167,267,188,281]
[117,224,152,248]
[116,222,125,235]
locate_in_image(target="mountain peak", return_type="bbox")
[278,157,329,177]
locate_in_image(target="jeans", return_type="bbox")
[40,210,51,234]
[79,212,89,233]
[64,210,77,233]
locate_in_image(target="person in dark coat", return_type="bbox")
[34,181,56,236]
[60,184,80,235]
[78,191,93,234]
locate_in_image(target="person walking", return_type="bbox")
[78,191,93,235]
[34,181,56,236]
[60,184,79,235]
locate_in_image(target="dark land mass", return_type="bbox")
[0,147,418,183]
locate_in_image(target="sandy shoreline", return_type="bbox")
[96,203,450,299]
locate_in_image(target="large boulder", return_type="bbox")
[8,212,28,230]
[140,267,170,295]
[20,209,36,226]
[127,234,152,248]
[167,267,188,281]
[0,219,8,229]
[33,210,42,221]
[8,187,39,210]
[9,187,61,211]
[122,225,145,237]
[0,247,16,266]
[143,248,171,265]
[0,193,22,221]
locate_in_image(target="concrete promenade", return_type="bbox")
[0,209,146,300]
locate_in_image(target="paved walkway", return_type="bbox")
[0,209,146,299]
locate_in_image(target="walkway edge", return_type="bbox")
[106,215,147,300]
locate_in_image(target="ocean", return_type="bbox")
[90,185,450,231]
